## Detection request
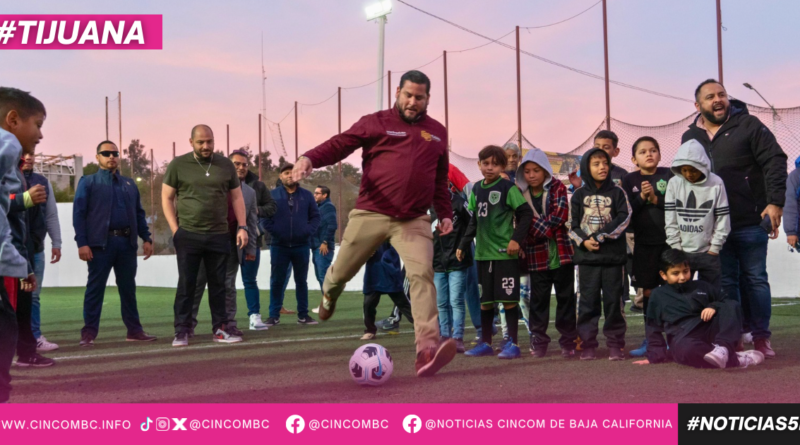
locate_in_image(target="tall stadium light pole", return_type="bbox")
[443,50,449,142]
[744,82,779,131]
[172,141,175,159]
[366,0,392,112]
[226,124,230,156]
[150,148,154,227]
[515,26,522,150]
[387,70,392,108]
[294,101,298,161]
[716,0,724,85]
[602,0,611,131]
[105,96,109,140]
[258,114,263,180]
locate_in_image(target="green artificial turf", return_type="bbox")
[9,287,800,403]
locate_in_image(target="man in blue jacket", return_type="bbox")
[262,164,320,326]
[310,185,337,313]
[73,141,156,346]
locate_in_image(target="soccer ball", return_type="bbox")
[349,343,393,386]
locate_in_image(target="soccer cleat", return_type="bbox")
[629,339,648,357]
[263,317,280,327]
[465,342,495,357]
[172,332,189,347]
[36,336,59,352]
[736,350,765,368]
[126,331,157,342]
[380,320,400,334]
[608,347,625,361]
[79,332,95,347]
[703,344,729,368]
[15,353,55,368]
[498,343,521,360]
[496,336,511,351]
[754,338,775,359]
[297,316,319,325]
[249,314,269,331]
[213,329,242,344]
[360,332,376,341]
[317,294,338,321]
[415,338,457,377]
[454,338,465,353]
[580,348,596,361]
[561,348,575,358]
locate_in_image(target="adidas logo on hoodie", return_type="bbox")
[664,139,731,254]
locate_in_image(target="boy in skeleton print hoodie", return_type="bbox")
[569,148,631,361]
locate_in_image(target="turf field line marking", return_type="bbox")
[50,331,416,361]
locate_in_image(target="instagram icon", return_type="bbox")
[156,417,171,431]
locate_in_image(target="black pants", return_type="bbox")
[577,265,627,349]
[1,283,18,403]
[363,291,413,334]
[670,300,742,368]
[15,289,36,359]
[173,228,230,334]
[686,252,722,290]
[529,266,577,350]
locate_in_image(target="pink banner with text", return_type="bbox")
[0,403,678,444]
[0,15,162,50]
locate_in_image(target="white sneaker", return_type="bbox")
[249,314,269,331]
[172,332,189,347]
[742,332,754,344]
[360,333,376,340]
[213,329,242,343]
[311,306,320,314]
[703,343,729,369]
[36,336,59,352]
[736,350,765,368]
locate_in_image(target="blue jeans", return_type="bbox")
[269,245,310,319]
[31,251,45,339]
[464,258,482,331]
[720,225,771,339]
[311,247,334,295]
[241,248,261,316]
[82,236,143,337]
[434,269,467,339]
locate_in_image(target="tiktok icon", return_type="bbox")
[141,417,153,432]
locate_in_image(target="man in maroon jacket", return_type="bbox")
[293,70,456,377]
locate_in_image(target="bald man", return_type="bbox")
[162,125,248,347]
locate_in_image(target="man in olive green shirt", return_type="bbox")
[162,124,248,347]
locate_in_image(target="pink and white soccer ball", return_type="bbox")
[349,343,393,386]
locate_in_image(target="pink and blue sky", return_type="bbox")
[2,0,800,168]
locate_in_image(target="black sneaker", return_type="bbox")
[580,348,597,361]
[79,332,95,347]
[609,347,625,361]
[297,316,318,325]
[227,326,245,336]
[188,328,195,339]
[561,348,576,358]
[380,320,400,334]
[454,338,465,353]
[630,305,643,313]
[16,353,55,368]
[172,332,189,347]
[264,317,280,327]
[532,346,547,358]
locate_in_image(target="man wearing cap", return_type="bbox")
[261,163,320,327]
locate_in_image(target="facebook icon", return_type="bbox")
[286,415,305,434]
[403,414,422,434]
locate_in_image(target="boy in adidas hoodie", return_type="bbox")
[569,148,631,361]
[664,139,730,289]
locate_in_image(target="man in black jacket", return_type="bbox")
[681,79,787,358]
[231,150,277,330]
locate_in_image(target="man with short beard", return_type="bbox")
[293,70,456,377]
[162,125,249,347]
[681,79,787,358]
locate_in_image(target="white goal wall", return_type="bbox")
[41,203,365,292]
[41,203,800,297]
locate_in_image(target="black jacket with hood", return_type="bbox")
[243,170,277,248]
[568,148,631,266]
[431,190,473,272]
[681,99,787,230]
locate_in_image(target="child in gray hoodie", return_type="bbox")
[664,139,731,289]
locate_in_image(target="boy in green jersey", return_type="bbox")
[457,145,533,359]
